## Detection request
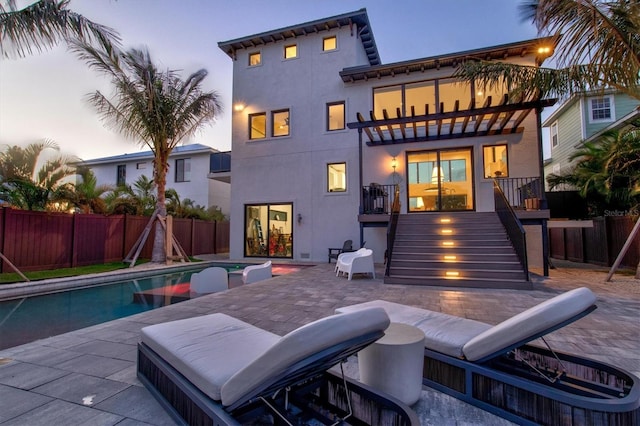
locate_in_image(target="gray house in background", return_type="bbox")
[543,89,640,190]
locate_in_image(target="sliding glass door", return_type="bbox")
[407,148,474,212]
[245,203,293,258]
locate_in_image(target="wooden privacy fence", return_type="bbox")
[549,216,639,269]
[0,208,230,273]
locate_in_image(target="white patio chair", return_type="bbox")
[242,260,272,284]
[336,248,375,280]
[190,267,229,294]
[335,247,367,274]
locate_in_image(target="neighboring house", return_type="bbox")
[218,9,557,279]
[80,143,231,216]
[543,89,640,190]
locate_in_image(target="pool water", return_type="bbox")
[0,267,223,350]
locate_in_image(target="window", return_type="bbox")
[136,162,146,169]
[175,158,191,182]
[272,109,290,137]
[483,145,509,178]
[550,121,559,148]
[327,163,346,192]
[245,203,293,258]
[116,164,126,186]
[249,112,266,139]
[248,51,261,66]
[323,36,337,51]
[327,102,345,131]
[405,81,436,115]
[284,44,297,59]
[589,96,614,122]
[437,78,472,112]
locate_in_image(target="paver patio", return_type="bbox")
[0,258,638,425]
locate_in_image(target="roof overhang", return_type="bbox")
[340,36,558,83]
[348,96,557,146]
[218,8,380,66]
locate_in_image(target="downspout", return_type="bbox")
[358,128,364,247]
[536,106,550,277]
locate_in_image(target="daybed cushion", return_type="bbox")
[336,300,491,358]
[220,307,390,407]
[141,313,279,401]
[462,287,596,361]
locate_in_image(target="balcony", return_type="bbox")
[209,152,231,183]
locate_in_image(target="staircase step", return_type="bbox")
[384,275,532,290]
[388,266,527,280]
[391,260,523,271]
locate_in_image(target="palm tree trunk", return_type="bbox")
[151,150,169,263]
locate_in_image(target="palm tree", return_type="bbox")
[71,43,223,262]
[456,0,640,101]
[0,0,120,59]
[0,140,77,210]
[65,166,112,214]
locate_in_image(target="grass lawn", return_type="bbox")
[0,261,146,284]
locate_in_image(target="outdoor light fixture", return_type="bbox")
[442,241,454,247]
[391,156,397,172]
[441,229,453,235]
[443,255,457,261]
[297,213,302,224]
[234,103,246,112]
[440,218,451,224]
[445,271,460,278]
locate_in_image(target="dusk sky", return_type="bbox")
[0,0,550,161]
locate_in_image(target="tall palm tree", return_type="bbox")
[0,140,77,210]
[0,0,119,59]
[456,0,640,101]
[72,43,223,262]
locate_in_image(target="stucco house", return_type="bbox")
[218,9,557,286]
[543,89,640,190]
[80,143,231,216]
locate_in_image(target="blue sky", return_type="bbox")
[0,0,547,160]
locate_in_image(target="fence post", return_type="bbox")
[191,218,196,255]
[71,212,78,268]
[213,220,218,254]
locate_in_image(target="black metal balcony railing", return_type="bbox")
[493,180,529,281]
[494,177,544,210]
[360,184,397,215]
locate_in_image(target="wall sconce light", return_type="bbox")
[297,213,302,224]
[234,103,245,112]
[391,156,397,172]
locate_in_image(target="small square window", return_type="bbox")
[249,112,266,139]
[328,163,346,192]
[284,44,297,59]
[323,36,337,51]
[327,102,345,131]
[136,162,146,170]
[589,96,613,122]
[272,109,290,137]
[483,145,508,178]
[248,52,261,66]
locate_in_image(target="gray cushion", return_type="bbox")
[462,287,596,361]
[141,313,279,401]
[220,307,390,407]
[336,300,490,358]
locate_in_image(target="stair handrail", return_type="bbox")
[493,179,529,281]
[385,185,401,277]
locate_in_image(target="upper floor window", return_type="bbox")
[327,101,345,131]
[323,36,337,51]
[550,121,559,148]
[272,109,290,137]
[175,158,191,182]
[284,44,297,59]
[327,162,346,192]
[249,112,266,139]
[589,96,614,122]
[483,144,509,178]
[136,162,146,169]
[116,164,126,186]
[248,51,261,66]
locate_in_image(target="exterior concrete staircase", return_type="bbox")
[385,211,531,289]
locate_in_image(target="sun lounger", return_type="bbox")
[336,288,640,426]
[137,307,419,425]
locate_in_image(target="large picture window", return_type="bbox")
[245,203,293,258]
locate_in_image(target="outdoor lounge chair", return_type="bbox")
[328,239,353,263]
[336,248,375,280]
[336,288,640,426]
[242,260,272,284]
[137,307,419,425]
[189,266,229,294]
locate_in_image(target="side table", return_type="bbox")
[358,322,425,406]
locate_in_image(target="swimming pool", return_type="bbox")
[0,266,236,350]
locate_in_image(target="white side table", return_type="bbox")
[358,322,425,406]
